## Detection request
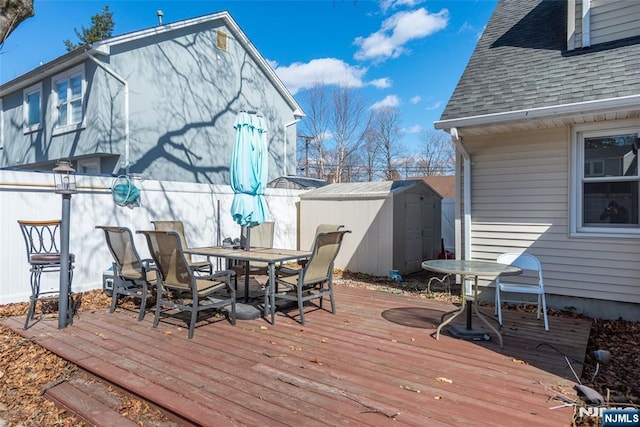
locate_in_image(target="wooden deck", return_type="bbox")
[2,284,591,426]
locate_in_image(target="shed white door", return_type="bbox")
[405,193,434,272]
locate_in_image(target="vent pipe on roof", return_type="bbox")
[157,10,164,26]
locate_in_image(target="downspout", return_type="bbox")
[283,118,300,176]
[84,49,130,175]
[450,127,471,260]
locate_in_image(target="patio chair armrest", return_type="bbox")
[276,265,301,278]
[201,269,235,281]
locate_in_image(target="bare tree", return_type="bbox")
[416,129,455,175]
[369,106,403,181]
[359,127,381,181]
[298,83,372,182]
[330,85,371,182]
[298,83,331,179]
[0,0,34,48]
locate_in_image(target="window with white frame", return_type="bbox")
[23,83,42,133]
[53,65,85,132]
[571,123,640,236]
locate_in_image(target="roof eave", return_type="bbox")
[0,47,101,96]
[434,94,640,133]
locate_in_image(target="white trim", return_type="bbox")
[582,0,591,48]
[569,120,640,238]
[23,82,43,134]
[567,0,576,50]
[434,94,640,132]
[51,64,86,135]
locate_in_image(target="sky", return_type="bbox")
[0,0,498,154]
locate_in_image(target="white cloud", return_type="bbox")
[410,95,421,104]
[272,58,368,94]
[380,0,425,14]
[371,94,401,110]
[459,22,473,33]
[406,124,422,134]
[354,8,449,62]
[369,77,392,89]
[425,101,443,110]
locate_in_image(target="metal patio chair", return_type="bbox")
[151,220,213,274]
[274,230,350,325]
[277,224,344,278]
[18,220,75,330]
[96,226,157,321]
[138,230,236,339]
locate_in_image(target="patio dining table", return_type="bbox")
[184,246,312,324]
[422,259,522,347]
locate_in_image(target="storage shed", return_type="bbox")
[299,180,442,277]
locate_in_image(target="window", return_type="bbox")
[23,83,42,133]
[571,122,640,237]
[53,65,85,133]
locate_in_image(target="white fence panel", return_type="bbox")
[0,170,304,304]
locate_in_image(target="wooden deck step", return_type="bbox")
[43,372,187,427]
[45,380,139,427]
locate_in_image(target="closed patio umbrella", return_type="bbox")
[230,111,268,238]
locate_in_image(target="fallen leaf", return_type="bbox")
[310,358,324,365]
[260,325,269,330]
[436,377,453,384]
[512,358,526,365]
[434,395,443,400]
[400,385,421,393]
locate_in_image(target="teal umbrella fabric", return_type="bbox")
[230,111,268,227]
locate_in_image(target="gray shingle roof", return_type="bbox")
[440,0,640,121]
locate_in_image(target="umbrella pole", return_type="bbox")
[244,226,251,302]
[216,200,222,270]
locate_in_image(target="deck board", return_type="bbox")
[2,284,589,426]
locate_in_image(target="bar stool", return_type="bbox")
[18,220,75,329]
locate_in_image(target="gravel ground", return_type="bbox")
[0,271,638,425]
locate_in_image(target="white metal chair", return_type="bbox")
[495,253,549,331]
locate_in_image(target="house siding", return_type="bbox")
[572,0,640,49]
[590,0,640,45]
[464,127,640,304]
[0,13,299,184]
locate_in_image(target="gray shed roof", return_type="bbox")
[267,176,328,190]
[299,180,440,200]
[439,0,640,122]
